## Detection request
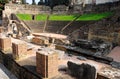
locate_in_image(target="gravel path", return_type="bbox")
[0,63,18,79]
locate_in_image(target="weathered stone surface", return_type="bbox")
[0,27,4,33]
[36,48,59,78]
[0,37,11,51]
[67,61,96,79]
[12,41,27,59]
[0,51,42,79]
[32,37,49,45]
[98,67,120,79]
[110,61,120,69]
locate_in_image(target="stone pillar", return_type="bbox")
[88,28,92,41]
[0,27,4,33]
[0,37,11,51]
[12,41,27,59]
[36,48,58,78]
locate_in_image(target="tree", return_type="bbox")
[0,0,9,11]
[32,0,36,5]
[38,0,44,5]
[0,0,9,4]
[21,0,26,4]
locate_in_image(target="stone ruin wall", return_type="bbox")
[3,4,68,15]
[2,1,120,20]
[2,1,120,42]
[3,1,120,15]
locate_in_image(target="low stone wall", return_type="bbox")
[0,51,42,79]
[4,4,51,15]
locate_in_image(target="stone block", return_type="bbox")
[27,48,33,54]
[0,37,11,51]
[0,27,4,33]
[32,37,49,45]
[36,48,58,78]
[12,41,27,59]
[55,45,66,52]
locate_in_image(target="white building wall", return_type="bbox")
[96,0,119,4]
[75,0,83,4]
[75,0,119,4]
[85,0,93,4]
[74,0,92,4]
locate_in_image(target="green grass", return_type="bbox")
[77,12,113,21]
[16,12,114,21]
[36,14,47,21]
[16,14,32,20]
[49,15,76,21]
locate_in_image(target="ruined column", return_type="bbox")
[0,27,4,33]
[88,27,92,41]
[0,27,11,51]
[36,48,58,78]
[0,37,11,51]
[12,41,27,59]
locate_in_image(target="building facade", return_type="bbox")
[12,0,21,4]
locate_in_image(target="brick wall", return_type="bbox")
[12,42,27,59]
[0,51,42,79]
[0,27,4,33]
[36,49,58,78]
[32,37,49,45]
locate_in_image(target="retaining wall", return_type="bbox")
[0,51,42,79]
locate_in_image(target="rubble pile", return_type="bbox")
[99,67,120,79]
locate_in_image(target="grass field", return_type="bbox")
[16,12,114,21]
[36,14,47,21]
[77,12,113,21]
[16,14,32,20]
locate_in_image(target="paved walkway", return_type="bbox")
[0,63,17,79]
[107,46,120,62]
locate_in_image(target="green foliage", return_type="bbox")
[0,0,9,11]
[21,0,26,4]
[16,12,114,21]
[32,0,36,5]
[0,0,9,4]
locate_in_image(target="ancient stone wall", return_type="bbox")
[3,1,120,15]
[87,14,120,44]
[67,61,96,79]
[4,4,50,14]
[36,50,59,78]
[0,52,42,79]
[2,1,120,27]
[24,20,94,36]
